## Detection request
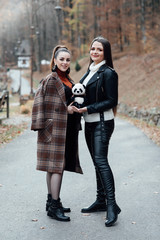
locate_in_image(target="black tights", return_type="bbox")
[46,172,63,200]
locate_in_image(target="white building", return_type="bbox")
[18,56,30,68]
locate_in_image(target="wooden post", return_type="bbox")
[6,91,9,118]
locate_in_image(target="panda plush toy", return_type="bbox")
[72,83,86,108]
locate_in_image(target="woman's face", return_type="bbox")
[54,51,71,72]
[90,41,104,65]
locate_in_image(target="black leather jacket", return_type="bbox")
[80,64,118,114]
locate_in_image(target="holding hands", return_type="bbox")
[67,103,87,114]
[72,106,87,114]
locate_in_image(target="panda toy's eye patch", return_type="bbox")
[72,83,86,95]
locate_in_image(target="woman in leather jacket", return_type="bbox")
[74,36,121,227]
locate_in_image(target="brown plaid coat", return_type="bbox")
[31,72,83,174]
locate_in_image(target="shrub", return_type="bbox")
[75,61,81,72]
[20,105,30,114]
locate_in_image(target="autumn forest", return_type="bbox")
[0,0,160,68]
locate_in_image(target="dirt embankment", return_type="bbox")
[114,52,160,109]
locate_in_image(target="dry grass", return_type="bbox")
[0,97,33,148]
[114,51,160,109]
[0,123,28,147]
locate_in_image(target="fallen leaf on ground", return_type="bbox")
[132,221,136,224]
[0,184,2,187]
[32,219,38,222]
[40,226,45,229]
[82,213,90,216]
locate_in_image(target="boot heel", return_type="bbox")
[105,203,121,227]
[116,205,121,214]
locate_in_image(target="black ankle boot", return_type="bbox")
[46,195,71,213]
[105,203,121,227]
[58,198,71,213]
[81,199,106,213]
[47,199,70,222]
[46,194,52,211]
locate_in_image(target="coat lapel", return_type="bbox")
[80,64,106,87]
[86,72,99,86]
[51,72,66,106]
[80,71,90,84]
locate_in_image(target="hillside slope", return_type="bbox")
[114,52,160,109]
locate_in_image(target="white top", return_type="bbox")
[83,60,106,86]
[82,60,114,123]
[83,109,114,122]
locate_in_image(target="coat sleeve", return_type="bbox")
[31,80,46,131]
[87,69,118,114]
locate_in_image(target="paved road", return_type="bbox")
[9,69,31,95]
[0,118,160,240]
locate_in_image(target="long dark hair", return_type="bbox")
[89,36,117,115]
[89,36,114,68]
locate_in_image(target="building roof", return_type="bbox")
[16,40,31,56]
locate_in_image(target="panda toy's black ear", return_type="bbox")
[82,84,86,89]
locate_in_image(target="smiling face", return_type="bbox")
[90,41,104,65]
[54,51,71,72]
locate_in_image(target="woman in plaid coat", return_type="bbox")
[31,46,82,222]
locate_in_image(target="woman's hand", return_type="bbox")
[78,107,87,114]
[72,106,87,114]
[67,102,79,114]
[67,103,74,114]
[71,105,80,113]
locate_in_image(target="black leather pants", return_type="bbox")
[85,119,115,204]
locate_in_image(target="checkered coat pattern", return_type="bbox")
[31,72,82,174]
